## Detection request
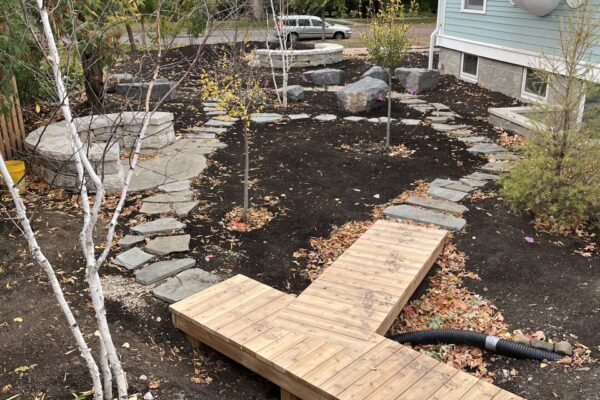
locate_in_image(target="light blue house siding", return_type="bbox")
[442,0,600,64]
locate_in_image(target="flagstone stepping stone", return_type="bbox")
[431,178,475,193]
[465,172,500,181]
[135,258,196,285]
[153,269,221,303]
[432,111,458,118]
[145,234,191,256]
[384,205,466,231]
[206,110,226,116]
[288,113,310,120]
[448,129,473,138]
[344,116,366,122]
[139,200,199,217]
[482,161,513,174]
[250,113,284,124]
[404,196,468,214]
[468,143,507,154]
[427,186,468,202]
[190,126,228,134]
[460,178,488,188]
[427,116,451,123]
[368,117,382,123]
[158,180,191,193]
[314,114,337,122]
[113,247,155,270]
[400,98,427,105]
[410,105,434,113]
[143,191,194,203]
[118,235,146,249]
[204,102,221,107]
[205,119,235,127]
[432,123,469,132]
[132,218,186,235]
[400,119,421,126]
[458,136,491,144]
[187,132,216,139]
[491,153,520,161]
[431,103,450,111]
[377,117,395,123]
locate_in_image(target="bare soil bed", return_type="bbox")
[1,45,598,400]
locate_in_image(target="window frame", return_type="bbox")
[521,67,549,102]
[297,18,311,27]
[460,53,479,83]
[461,0,487,14]
[310,18,324,27]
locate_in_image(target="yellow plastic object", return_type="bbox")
[4,160,26,187]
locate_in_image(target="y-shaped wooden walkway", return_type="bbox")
[171,220,523,400]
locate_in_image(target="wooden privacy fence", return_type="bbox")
[0,76,26,160]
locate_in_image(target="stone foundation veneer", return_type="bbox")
[24,111,176,193]
[251,43,343,69]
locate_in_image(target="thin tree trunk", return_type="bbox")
[320,8,326,40]
[81,47,105,113]
[125,23,137,51]
[386,72,392,150]
[140,18,148,47]
[98,332,113,400]
[242,123,250,223]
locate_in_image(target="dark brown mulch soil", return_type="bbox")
[2,44,598,400]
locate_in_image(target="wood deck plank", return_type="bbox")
[286,342,347,377]
[459,380,502,400]
[395,360,459,400]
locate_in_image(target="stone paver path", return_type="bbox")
[384,205,467,231]
[113,248,155,270]
[145,234,191,256]
[153,269,221,303]
[135,258,196,285]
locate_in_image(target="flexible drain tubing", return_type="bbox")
[389,329,563,362]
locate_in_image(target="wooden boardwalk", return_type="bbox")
[171,220,523,400]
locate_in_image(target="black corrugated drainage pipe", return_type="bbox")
[389,329,563,362]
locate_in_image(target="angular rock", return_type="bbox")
[113,248,155,270]
[287,113,311,120]
[431,178,475,193]
[277,85,305,102]
[400,119,421,126]
[158,180,191,193]
[464,172,500,181]
[153,269,221,303]
[140,201,199,217]
[250,113,284,124]
[384,205,466,231]
[302,68,341,86]
[118,235,146,249]
[143,191,194,203]
[467,143,508,154]
[554,341,573,356]
[530,339,554,352]
[106,73,135,93]
[344,116,366,122]
[427,186,468,202]
[395,68,439,94]
[404,196,468,214]
[132,218,186,235]
[336,77,389,113]
[432,123,469,132]
[459,178,488,188]
[116,78,177,101]
[361,65,390,82]
[135,258,196,285]
[145,234,191,256]
[314,114,337,122]
[482,161,512,174]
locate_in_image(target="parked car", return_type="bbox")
[276,15,352,42]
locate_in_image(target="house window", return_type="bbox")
[460,53,479,82]
[521,68,548,101]
[463,0,486,13]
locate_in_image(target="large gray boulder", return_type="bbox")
[277,85,305,101]
[302,68,341,86]
[395,68,439,94]
[116,77,177,101]
[336,77,389,113]
[361,66,389,83]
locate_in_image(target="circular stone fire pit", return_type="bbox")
[25,111,175,192]
[252,43,344,68]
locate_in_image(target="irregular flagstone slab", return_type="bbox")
[431,103,450,110]
[465,172,500,181]
[118,235,146,249]
[431,178,475,193]
[427,186,468,202]
[204,119,236,127]
[368,117,382,123]
[187,132,216,140]
[203,102,221,107]
[400,98,427,105]
[158,180,191,193]
[135,258,196,285]
[432,123,469,132]
[145,234,191,256]
[427,116,451,123]
[384,205,466,231]
[482,161,513,174]
[206,110,226,116]
[172,201,200,217]
[153,269,221,303]
[314,114,337,122]
[113,247,155,270]
[490,153,520,161]
[467,143,508,154]
[432,111,459,118]
[190,126,228,134]
[140,200,199,217]
[250,113,284,124]
[378,117,395,123]
[404,196,468,214]
[400,119,421,126]
[344,116,366,122]
[410,105,434,113]
[390,92,413,100]
[143,191,194,203]
[448,129,473,138]
[132,218,186,235]
[460,178,488,188]
[287,113,310,120]
[458,136,491,144]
